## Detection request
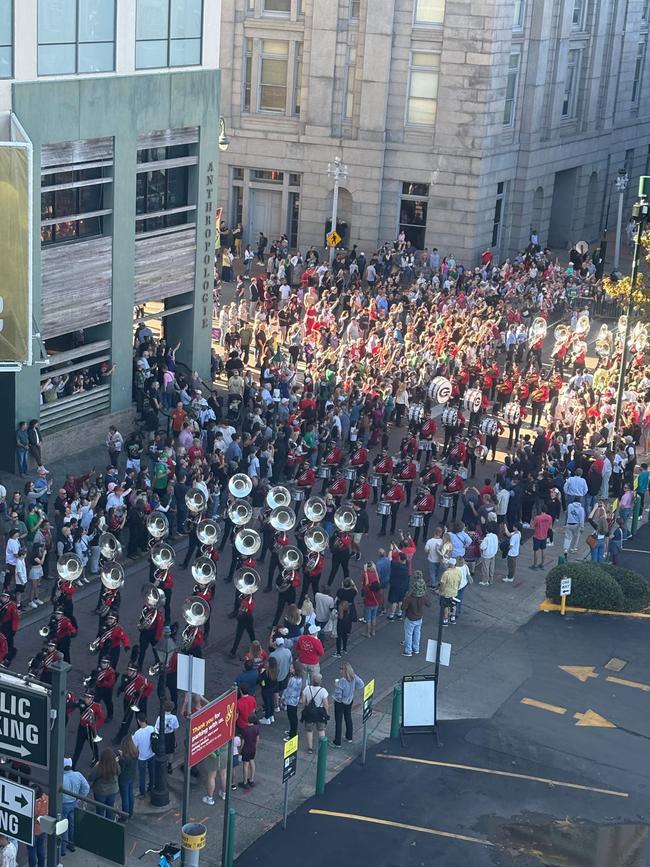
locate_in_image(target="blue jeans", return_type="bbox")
[94,792,116,819]
[60,801,76,852]
[16,448,27,475]
[138,757,154,796]
[590,538,605,562]
[456,585,467,615]
[619,508,632,537]
[27,835,46,867]
[427,561,440,586]
[403,618,422,656]
[119,778,134,817]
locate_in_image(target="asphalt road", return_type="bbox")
[235,612,650,867]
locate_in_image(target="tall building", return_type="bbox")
[218,0,650,262]
[0,0,221,468]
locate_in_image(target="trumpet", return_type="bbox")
[266,485,291,509]
[39,617,54,639]
[304,496,326,523]
[228,501,252,526]
[228,474,253,499]
[146,512,169,540]
[88,637,100,653]
[235,528,262,558]
[270,506,296,532]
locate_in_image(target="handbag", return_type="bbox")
[586,533,598,550]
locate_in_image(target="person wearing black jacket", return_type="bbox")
[351,503,369,561]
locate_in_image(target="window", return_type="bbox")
[136,145,194,234]
[136,0,203,70]
[350,0,360,18]
[252,169,283,182]
[413,0,445,25]
[571,0,585,29]
[399,182,429,249]
[263,0,290,11]
[406,51,440,126]
[288,190,300,249]
[243,37,253,111]
[293,42,302,115]
[344,47,356,120]
[41,164,110,245]
[259,40,289,112]
[513,0,525,29]
[503,51,520,126]
[38,0,115,75]
[231,184,243,228]
[492,181,505,248]
[644,0,650,22]
[0,0,12,79]
[561,48,580,118]
[632,40,646,104]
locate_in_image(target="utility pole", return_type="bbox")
[327,157,348,266]
[47,660,70,867]
[613,169,629,271]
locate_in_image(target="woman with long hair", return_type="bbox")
[117,736,138,820]
[258,656,279,724]
[88,749,120,820]
[331,661,364,748]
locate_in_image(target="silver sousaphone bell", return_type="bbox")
[228,500,253,527]
[99,533,121,561]
[57,553,84,583]
[191,556,217,586]
[151,542,175,571]
[100,563,125,590]
[235,528,262,558]
[266,485,291,509]
[197,518,223,547]
[334,505,356,532]
[270,506,296,532]
[234,567,261,596]
[279,546,303,571]
[180,596,211,651]
[228,474,253,499]
[145,512,169,540]
[304,496,326,523]
[186,488,207,515]
[304,526,328,553]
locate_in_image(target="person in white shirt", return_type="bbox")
[154,701,180,773]
[478,526,499,586]
[0,834,17,867]
[496,487,511,523]
[503,523,521,582]
[132,714,155,797]
[424,528,443,588]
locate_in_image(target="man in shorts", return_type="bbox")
[239,713,259,790]
[531,506,553,570]
[300,672,330,754]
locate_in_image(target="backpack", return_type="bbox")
[300,688,329,724]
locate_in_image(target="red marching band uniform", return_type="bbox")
[323,445,343,466]
[72,694,106,767]
[352,477,372,504]
[95,618,131,669]
[350,445,369,467]
[410,488,436,544]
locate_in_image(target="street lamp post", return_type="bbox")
[613,180,649,436]
[327,156,348,266]
[150,626,177,807]
[613,169,629,271]
[218,116,230,153]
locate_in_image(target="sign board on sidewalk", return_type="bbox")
[0,778,34,846]
[177,653,206,695]
[362,678,375,723]
[402,675,437,731]
[282,735,298,784]
[0,673,49,767]
[560,578,572,597]
[188,689,236,768]
[426,639,452,667]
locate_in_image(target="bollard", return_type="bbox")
[557,553,566,566]
[225,808,236,867]
[181,822,206,867]
[632,495,642,535]
[390,684,401,738]
[315,736,328,795]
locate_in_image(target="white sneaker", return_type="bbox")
[30,601,38,609]
[546,540,554,547]
[202,795,215,805]
[502,577,514,582]
[36,599,45,606]
[259,717,272,725]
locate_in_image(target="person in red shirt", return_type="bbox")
[531,505,553,570]
[170,403,187,437]
[187,438,205,464]
[351,474,372,504]
[294,625,324,680]
[379,479,406,536]
[235,684,257,734]
[361,563,382,637]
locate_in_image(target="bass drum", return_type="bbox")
[503,402,521,425]
[441,408,459,427]
[463,388,482,414]
[480,417,498,437]
[429,376,452,406]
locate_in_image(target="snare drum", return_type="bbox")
[439,494,454,509]
[463,388,482,414]
[408,513,425,527]
[442,408,459,427]
[376,501,392,516]
[342,467,357,481]
[417,439,432,452]
[292,488,306,502]
[503,402,522,425]
[369,473,382,488]
[480,417,498,437]
[317,465,331,479]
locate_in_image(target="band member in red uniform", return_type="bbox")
[271,569,298,628]
[351,474,372,506]
[417,416,438,464]
[179,617,205,658]
[447,437,468,468]
[529,382,549,429]
[28,639,60,684]
[441,470,464,525]
[411,485,436,544]
[295,461,315,506]
[149,560,174,624]
[65,690,77,728]
[298,550,325,606]
[0,591,19,664]
[72,691,106,767]
[266,530,289,592]
[51,576,76,619]
[372,449,393,503]
[322,443,344,468]
[0,630,7,668]
[95,561,121,618]
[193,579,215,639]
[228,593,256,658]
[93,612,131,670]
[137,600,164,671]
[116,663,153,740]
[85,656,117,721]
[398,457,418,506]
[326,471,347,507]
[421,461,443,500]
[379,478,406,536]
[53,607,77,663]
[327,528,352,586]
[350,443,369,475]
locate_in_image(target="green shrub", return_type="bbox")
[600,565,650,612]
[546,563,625,611]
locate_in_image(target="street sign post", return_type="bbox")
[560,577,572,616]
[426,639,452,666]
[188,689,237,768]
[0,672,50,767]
[361,678,375,767]
[326,230,342,248]
[281,736,298,830]
[0,778,34,846]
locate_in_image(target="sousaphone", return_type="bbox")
[228,474,253,498]
[234,567,261,596]
[279,546,303,571]
[266,486,292,509]
[235,528,262,558]
[186,488,207,515]
[57,553,83,583]
[191,556,217,586]
[197,518,222,547]
[304,496,326,523]
[99,532,121,561]
[151,542,175,571]
[145,512,169,540]
[334,505,356,532]
[228,500,253,526]
[100,563,124,590]
[304,526,328,553]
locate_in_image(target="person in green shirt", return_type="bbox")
[25,504,44,545]
[153,456,169,494]
[637,463,650,513]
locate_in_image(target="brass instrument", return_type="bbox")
[269,506,296,532]
[146,512,169,540]
[151,542,175,571]
[191,556,217,586]
[304,526,328,553]
[529,317,548,342]
[279,546,303,571]
[334,506,356,532]
[305,551,321,572]
[84,705,102,743]
[197,518,222,547]
[57,553,83,583]
[138,585,164,630]
[275,570,293,593]
[39,615,56,640]
[228,474,253,499]
[100,563,124,591]
[233,567,261,596]
[551,323,571,357]
[575,313,590,338]
[304,496,326,523]
[266,485,292,509]
[186,488,207,515]
[235,528,262,558]
[179,596,210,651]
[99,533,121,561]
[228,500,253,526]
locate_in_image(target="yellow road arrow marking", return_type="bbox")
[573,709,616,728]
[559,666,598,682]
[606,676,650,692]
[521,698,567,715]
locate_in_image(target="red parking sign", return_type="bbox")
[188,689,237,768]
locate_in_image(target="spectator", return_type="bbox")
[330,662,364,748]
[131,713,155,799]
[87,749,120,820]
[117,735,138,820]
[61,758,89,855]
[300,672,330,754]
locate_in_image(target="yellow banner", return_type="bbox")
[364,679,375,701]
[0,145,29,364]
[284,735,298,759]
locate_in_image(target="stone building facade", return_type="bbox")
[218,0,650,263]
